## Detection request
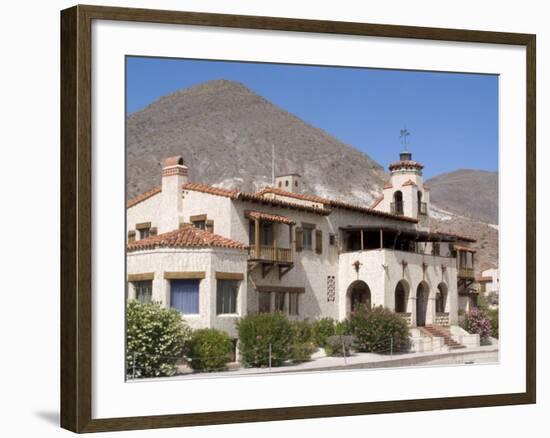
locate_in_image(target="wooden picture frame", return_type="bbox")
[60,4,536,433]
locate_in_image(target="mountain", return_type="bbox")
[127,80,386,204]
[126,80,497,272]
[427,169,498,224]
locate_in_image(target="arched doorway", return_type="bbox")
[394,280,409,313]
[416,282,430,326]
[347,280,371,313]
[393,191,404,215]
[436,283,448,313]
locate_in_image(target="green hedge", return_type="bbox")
[236,312,293,367]
[126,300,190,378]
[348,305,411,353]
[186,328,233,372]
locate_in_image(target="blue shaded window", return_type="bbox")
[170,279,200,314]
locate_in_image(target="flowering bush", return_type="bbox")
[289,320,316,362]
[347,305,411,353]
[126,300,191,378]
[311,317,337,348]
[461,307,493,343]
[236,312,293,367]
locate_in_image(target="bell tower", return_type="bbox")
[374,130,430,219]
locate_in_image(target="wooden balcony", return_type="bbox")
[249,245,293,264]
[458,267,475,279]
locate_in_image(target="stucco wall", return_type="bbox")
[127,193,162,237]
[127,247,248,337]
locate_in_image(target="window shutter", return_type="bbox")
[127,230,136,243]
[295,227,303,252]
[206,220,214,233]
[315,229,323,254]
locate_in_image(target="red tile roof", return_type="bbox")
[258,187,326,204]
[245,210,296,225]
[127,186,161,208]
[435,231,476,243]
[453,244,477,253]
[370,195,384,209]
[257,187,417,223]
[182,183,239,199]
[127,226,248,252]
[389,160,424,171]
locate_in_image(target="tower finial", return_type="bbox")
[399,127,411,151]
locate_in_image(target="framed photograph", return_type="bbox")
[60,4,536,433]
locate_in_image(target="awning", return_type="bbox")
[453,244,477,253]
[245,210,296,225]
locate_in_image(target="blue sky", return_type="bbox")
[126,57,498,179]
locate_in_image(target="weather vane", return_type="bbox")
[399,128,411,150]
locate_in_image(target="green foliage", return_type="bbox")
[347,305,411,353]
[461,307,493,344]
[236,312,293,367]
[324,335,358,356]
[186,328,234,371]
[487,308,499,339]
[126,300,190,378]
[312,317,337,348]
[290,320,316,362]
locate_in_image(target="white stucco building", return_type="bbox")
[126,151,479,347]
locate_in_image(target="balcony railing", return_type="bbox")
[458,267,475,279]
[390,201,404,215]
[249,245,293,263]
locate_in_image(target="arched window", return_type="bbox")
[347,280,371,313]
[395,280,409,313]
[436,283,448,313]
[392,191,404,215]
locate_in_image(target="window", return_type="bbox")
[303,227,313,250]
[258,292,271,313]
[295,180,298,187]
[193,220,206,230]
[278,181,282,188]
[285,180,289,187]
[289,293,299,315]
[170,279,199,314]
[133,280,152,303]
[217,280,239,314]
[139,228,150,239]
[274,292,286,312]
[329,233,336,246]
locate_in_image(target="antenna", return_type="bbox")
[271,144,275,187]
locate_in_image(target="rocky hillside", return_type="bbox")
[127,80,386,204]
[427,169,498,224]
[127,80,497,272]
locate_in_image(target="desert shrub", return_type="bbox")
[312,317,337,348]
[236,312,293,367]
[186,328,233,371]
[289,320,316,362]
[335,320,350,336]
[324,335,358,357]
[461,307,493,343]
[126,300,191,378]
[347,305,411,353]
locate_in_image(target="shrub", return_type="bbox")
[347,305,411,353]
[186,328,233,372]
[126,300,191,378]
[461,307,493,343]
[488,308,499,339]
[312,317,337,348]
[290,320,316,362]
[236,312,293,367]
[324,335,358,356]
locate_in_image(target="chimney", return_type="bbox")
[160,156,188,232]
[274,173,302,194]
